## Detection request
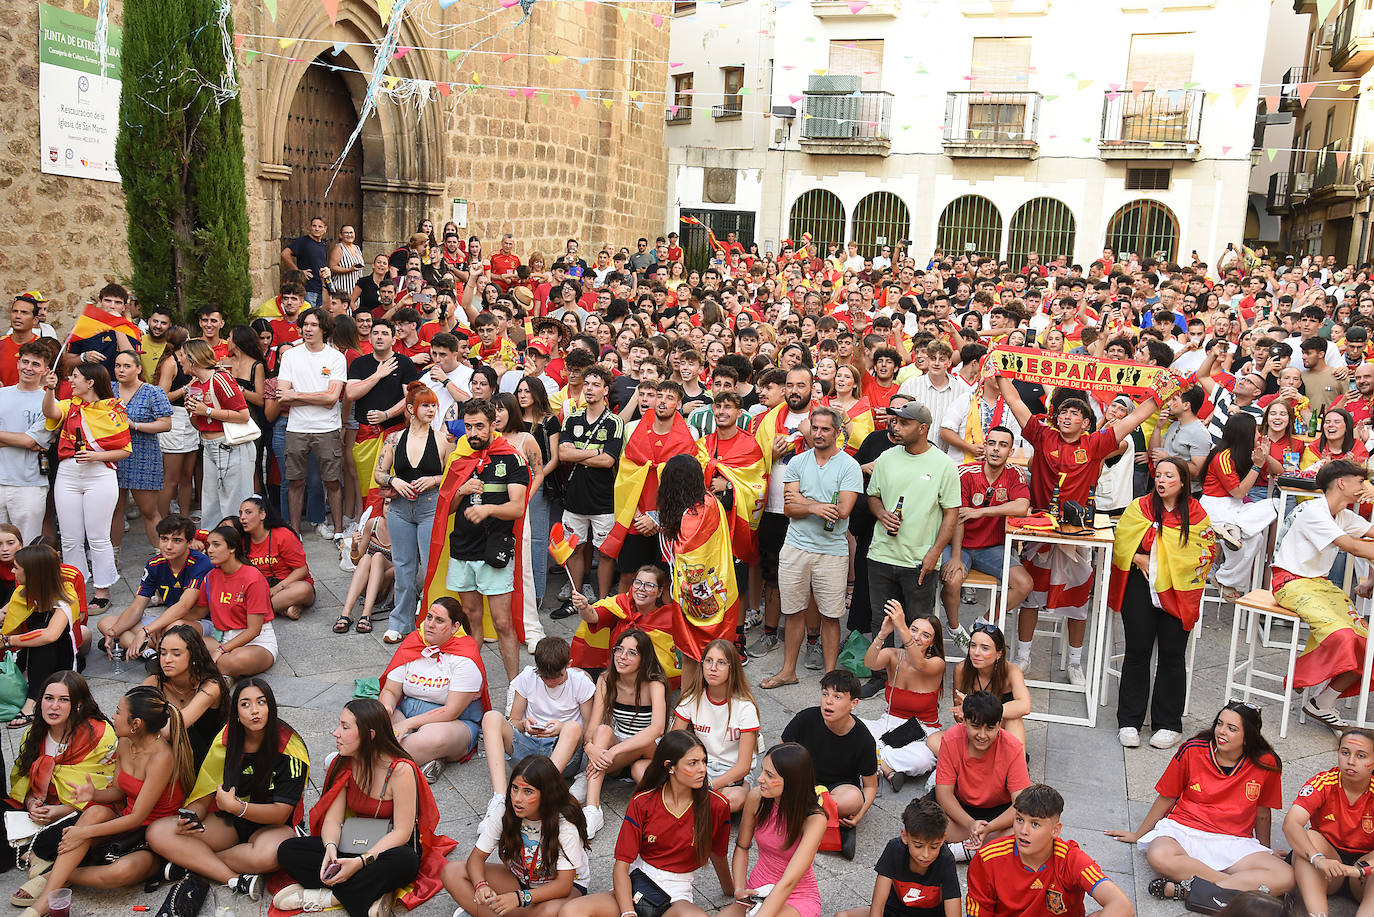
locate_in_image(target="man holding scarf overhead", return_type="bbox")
[419,399,528,684]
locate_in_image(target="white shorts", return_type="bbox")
[217,621,278,661]
[1137,818,1272,872]
[159,407,201,454]
[630,858,696,903]
[777,543,848,619]
[562,510,614,550]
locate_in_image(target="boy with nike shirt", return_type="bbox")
[966,785,1133,917]
[836,798,961,917]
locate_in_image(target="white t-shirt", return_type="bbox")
[1273,497,1372,579]
[764,409,810,514]
[511,665,596,728]
[277,344,347,433]
[423,364,474,432]
[475,813,589,886]
[386,652,484,706]
[672,692,761,779]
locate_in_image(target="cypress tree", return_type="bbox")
[116,0,252,322]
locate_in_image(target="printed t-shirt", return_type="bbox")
[247,529,312,586]
[1021,417,1120,510]
[958,463,1030,549]
[197,564,273,631]
[966,837,1107,917]
[1294,768,1374,854]
[138,551,213,604]
[673,693,761,779]
[385,652,483,706]
[1154,738,1283,837]
[475,812,589,886]
[875,838,961,917]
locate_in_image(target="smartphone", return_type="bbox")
[177,807,204,831]
[323,861,342,880]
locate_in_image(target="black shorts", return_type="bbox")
[924,790,1009,825]
[615,533,667,576]
[757,512,789,584]
[211,811,262,845]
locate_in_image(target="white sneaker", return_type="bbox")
[1066,662,1086,686]
[1304,697,1349,729]
[1214,522,1244,551]
[580,584,597,604]
[1118,727,1141,748]
[570,772,588,804]
[505,684,516,716]
[559,583,572,601]
[947,841,970,862]
[583,805,604,839]
[1013,651,1031,671]
[1149,729,1182,749]
[743,607,764,630]
[316,521,336,540]
[486,792,506,821]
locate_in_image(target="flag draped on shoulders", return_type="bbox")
[190,724,311,826]
[602,413,696,559]
[697,430,767,565]
[421,434,530,642]
[666,494,738,661]
[10,718,115,807]
[753,403,801,468]
[46,397,131,456]
[570,592,681,683]
[383,628,493,718]
[1109,496,1218,630]
[68,304,141,344]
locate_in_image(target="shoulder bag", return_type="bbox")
[207,372,260,447]
[337,761,396,857]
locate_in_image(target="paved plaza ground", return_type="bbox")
[20,524,1354,917]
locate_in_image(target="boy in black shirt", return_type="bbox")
[838,798,961,917]
[558,365,624,601]
[781,669,878,849]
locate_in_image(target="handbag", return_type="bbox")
[206,373,260,446]
[154,874,210,917]
[880,717,927,748]
[338,762,395,857]
[629,868,672,917]
[0,653,28,724]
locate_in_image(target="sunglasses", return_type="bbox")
[1223,698,1263,724]
[971,621,1001,637]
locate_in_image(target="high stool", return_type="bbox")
[1225,590,1303,739]
[1097,613,1201,714]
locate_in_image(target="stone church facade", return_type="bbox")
[1,0,670,321]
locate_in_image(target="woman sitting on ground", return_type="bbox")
[672,638,760,814]
[568,565,679,684]
[146,678,310,905]
[8,672,116,898]
[13,686,192,917]
[946,623,1030,750]
[5,546,81,729]
[196,525,277,678]
[273,699,456,917]
[238,496,315,621]
[1107,701,1293,900]
[142,623,228,771]
[443,754,590,917]
[1283,728,1374,917]
[860,601,946,789]
[379,597,491,783]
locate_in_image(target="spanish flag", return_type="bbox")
[569,592,681,683]
[666,494,738,662]
[191,725,310,826]
[383,628,492,759]
[835,397,876,455]
[4,564,86,635]
[68,303,141,345]
[549,522,579,567]
[10,718,115,807]
[697,429,767,565]
[1108,495,1218,630]
[680,214,724,254]
[603,413,697,559]
[753,402,803,468]
[421,434,530,643]
[45,397,131,464]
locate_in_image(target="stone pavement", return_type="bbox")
[16,524,1352,917]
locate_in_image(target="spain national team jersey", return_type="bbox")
[138,551,214,605]
[1021,416,1120,511]
[1155,738,1283,838]
[613,787,731,874]
[1294,768,1374,854]
[966,837,1106,917]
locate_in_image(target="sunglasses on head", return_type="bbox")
[1223,698,1263,723]
[971,622,1001,637]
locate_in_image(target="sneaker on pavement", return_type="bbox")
[559,583,572,601]
[1149,729,1182,749]
[368,894,393,917]
[947,842,970,863]
[229,874,263,900]
[1214,522,1244,551]
[743,607,764,630]
[570,773,588,804]
[804,641,824,671]
[420,759,444,784]
[1066,663,1086,686]
[316,521,336,541]
[748,632,780,656]
[1304,697,1349,729]
[1118,727,1140,748]
[583,805,604,840]
[859,674,887,699]
[947,625,971,651]
[734,636,749,667]
[550,600,577,620]
[580,585,597,604]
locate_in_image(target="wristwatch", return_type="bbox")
[361,853,376,866]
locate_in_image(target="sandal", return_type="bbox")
[90,597,110,610]
[1147,877,1191,901]
[333,615,353,634]
[11,875,46,906]
[6,713,33,730]
[356,616,373,634]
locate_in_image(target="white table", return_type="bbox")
[997,521,1117,727]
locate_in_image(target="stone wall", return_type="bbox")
[0,0,670,326]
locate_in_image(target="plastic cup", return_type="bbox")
[48,888,71,917]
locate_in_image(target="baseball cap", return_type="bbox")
[527,339,551,356]
[890,402,933,424]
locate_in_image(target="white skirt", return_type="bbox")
[862,713,937,777]
[631,857,697,903]
[1137,818,1271,872]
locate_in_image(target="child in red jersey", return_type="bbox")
[1283,728,1374,917]
[967,784,1131,917]
[1107,701,1293,900]
[835,797,961,917]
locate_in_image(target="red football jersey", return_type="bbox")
[1021,417,1120,511]
[1294,768,1374,854]
[614,787,731,874]
[958,463,1030,549]
[966,837,1106,917]
[1155,738,1283,838]
[1202,450,1243,499]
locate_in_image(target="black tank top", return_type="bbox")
[394,426,443,480]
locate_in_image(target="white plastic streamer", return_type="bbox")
[326,0,414,196]
[95,0,109,85]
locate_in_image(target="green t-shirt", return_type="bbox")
[866,445,960,566]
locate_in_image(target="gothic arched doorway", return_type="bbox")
[280,57,364,246]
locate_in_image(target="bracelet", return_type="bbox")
[325,842,337,850]
[476,882,490,892]
[239,799,249,817]
[519,889,531,908]
[621,912,637,917]
[1310,852,1326,865]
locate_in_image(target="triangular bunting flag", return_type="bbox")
[1298,82,1317,106]
[1267,148,1277,161]
[1231,86,1250,106]
[264,0,277,18]
[1221,145,1231,154]
[437,82,451,96]
[322,0,339,21]
[1077,79,1092,91]
[653,13,663,25]
[546,55,565,65]
[847,1,867,11]
[333,41,348,55]
[1264,94,1279,112]
[278,37,296,48]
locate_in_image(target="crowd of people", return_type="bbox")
[3,224,1374,917]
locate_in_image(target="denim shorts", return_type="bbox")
[399,695,483,756]
[940,543,1009,579]
[511,728,585,777]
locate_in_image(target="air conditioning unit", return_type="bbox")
[1294,172,1314,192]
[806,74,861,94]
[1319,22,1336,48]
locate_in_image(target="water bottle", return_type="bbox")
[111,642,126,675]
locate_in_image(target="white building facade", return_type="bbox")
[665,0,1268,269]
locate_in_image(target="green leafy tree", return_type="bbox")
[116,0,251,321]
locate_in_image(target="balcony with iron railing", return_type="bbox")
[1310,141,1361,198]
[941,92,1041,158]
[1333,0,1374,71]
[1098,89,1203,159]
[1279,66,1310,111]
[1267,171,1296,213]
[798,90,893,155]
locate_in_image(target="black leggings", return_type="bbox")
[276,836,420,917]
